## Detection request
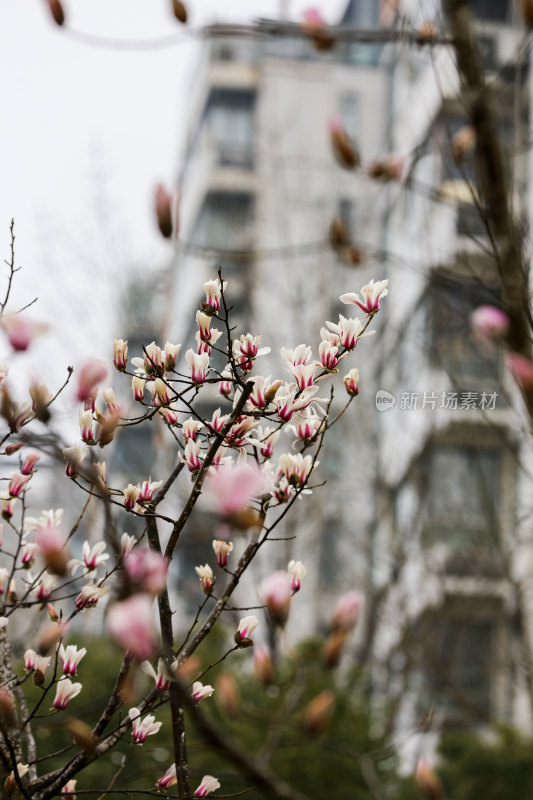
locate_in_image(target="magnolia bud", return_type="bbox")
[329,116,360,170]
[303,689,335,736]
[5,442,23,455]
[254,644,275,687]
[46,0,65,25]
[322,629,349,669]
[329,217,350,248]
[215,672,240,716]
[66,718,97,755]
[171,0,187,23]
[155,184,174,238]
[505,352,533,392]
[301,8,335,51]
[367,155,404,182]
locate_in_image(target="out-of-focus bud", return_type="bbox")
[302,7,335,50]
[519,0,533,29]
[124,548,168,595]
[414,758,445,800]
[329,116,360,170]
[76,361,107,403]
[0,687,17,727]
[96,410,120,448]
[30,382,53,422]
[322,628,349,669]
[471,305,509,342]
[258,572,292,627]
[107,594,158,661]
[331,590,364,631]
[155,183,174,238]
[303,689,335,736]
[505,351,533,392]
[254,644,275,686]
[171,0,187,23]
[46,0,65,26]
[415,20,437,43]
[1,314,46,352]
[5,442,23,455]
[451,125,476,164]
[4,763,29,796]
[37,622,67,655]
[329,217,350,249]
[367,155,404,182]
[66,718,97,755]
[174,654,201,683]
[215,671,240,716]
[47,602,60,621]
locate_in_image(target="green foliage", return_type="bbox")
[438,726,533,800]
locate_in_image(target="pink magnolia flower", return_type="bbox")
[219,366,233,396]
[8,471,31,498]
[203,278,227,312]
[34,572,56,602]
[182,418,204,441]
[194,776,221,797]
[58,644,87,676]
[53,678,82,710]
[74,582,108,610]
[80,541,109,571]
[286,362,319,391]
[5,441,23,455]
[107,594,158,661]
[277,452,315,486]
[124,548,168,595]
[331,591,365,631]
[195,327,223,356]
[138,479,163,503]
[195,564,214,594]
[141,658,177,691]
[62,780,77,796]
[21,541,38,568]
[153,378,172,407]
[247,375,282,409]
[181,440,203,473]
[224,415,260,448]
[196,310,212,343]
[24,649,51,678]
[290,409,321,442]
[206,461,266,516]
[76,360,108,403]
[471,305,509,341]
[343,367,359,396]
[212,539,233,567]
[79,410,94,444]
[160,405,179,426]
[191,681,215,702]
[163,341,181,372]
[0,568,8,594]
[234,615,258,646]
[185,349,210,385]
[505,352,533,391]
[209,408,228,434]
[123,484,141,510]
[340,279,389,315]
[287,560,306,593]
[120,533,136,559]
[113,339,128,371]
[132,375,145,402]
[319,339,343,371]
[63,445,88,479]
[21,452,40,476]
[102,387,120,414]
[326,315,374,351]
[4,763,30,793]
[233,334,270,371]
[1,314,46,352]
[259,572,292,627]
[254,644,275,686]
[157,764,177,789]
[128,707,162,743]
[253,425,280,459]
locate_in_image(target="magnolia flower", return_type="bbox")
[59,644,87,676]
[1,314,46,351]
[254,644,275,686]
[1,498,14,520]
[195,564,214,594]
[159,405,179,426]
[319,339,343,371]
[123,484,141,510]
[326,315,374,351]
[132,375,145,402]
[8,471,31,498]
[163,341,181,372]
[138,479,162,503]
[196,310,212,342]
[234,615,257,646]
[191,681,215,702]
[107,594,158,661]
[102,387,120,414]
[24,649,51,679]
[302,7,335,49]
[153,378,172,406]
[34,572,56,602]
[4,763,29,793]
[194,776,221,798]
[471,305,509,342]
[76,360,107,403]
[203,278,227,312]
[212,539,233,567]
[219,365,233,396]
[206,462,266,516]
[74,582,108,610]
[63,445,88,479]
[288,560,306,593]
[414,758,444,800]
[505,352,533,391]
[277,452,315,486]
[141,658,177,691]
[79,409,94,444]
[21,541,39,569]
[247,375,282,409]
[182,418,203,441]
[253,425,280,459]
[289,409,321,442]
[331,591,364,631]
[62,780,77,796]
[0,568,8,594]
[124,548,168,595]
[74,541,109,572]
[233,334,270,371]
[113,339,128,371]
[209,407,228,434]
[340,279,388,315]
[343,367,359,397]
[131,341,163,376]
[286,362,318,391]
[195,327,223,355]
[185,349,210,385]
[120,533,136,558]
[259,572,292,627]
[53,678,82,710]
[157,764,177,788]
[182,439,203,473]
[128,707,162,743]
[275,384,321,423]
[21,452,40,476]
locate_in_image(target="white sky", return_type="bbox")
[0,0,346,412]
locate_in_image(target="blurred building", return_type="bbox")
[173,0,391,631]
[374,0,533,760]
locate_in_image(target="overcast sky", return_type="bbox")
[0,0,348,437]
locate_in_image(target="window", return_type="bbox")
[424,443,502,574]
[206,89,255,167]
[193,192,254,250]
[417,611,496,725]
[428,275,501,390]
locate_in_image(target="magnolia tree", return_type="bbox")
[0,217,388,798]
